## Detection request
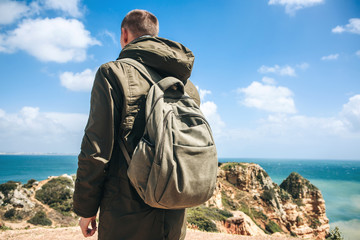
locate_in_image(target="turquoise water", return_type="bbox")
[0,155,78,184]
[1,155,359,237]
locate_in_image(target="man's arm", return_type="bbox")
[73,65,117,218]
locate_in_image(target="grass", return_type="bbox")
[221,191,239,210]
[251,208,268,221]
[0,224,12,231]
[265,220,283,233]
[187,206,233,232]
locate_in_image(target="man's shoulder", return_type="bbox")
[98,60,122,71]
[96,60,132,78]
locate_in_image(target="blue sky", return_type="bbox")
[0,0,359,159]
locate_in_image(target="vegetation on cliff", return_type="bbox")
[23,179,37,189]
[35,176,74,215]
[187,206,233,232]
[326,227,344,240]
[0,181,20,197]
[1,163,331,239]
[27,211,52,226]
[196,162,330,239]
[280,172,318,199]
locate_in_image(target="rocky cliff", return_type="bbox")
[0,174,77,229]
[201,162,329,239]
[0,163,330,239]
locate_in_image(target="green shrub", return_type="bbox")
[256,172,264,185]
[35,177,74,215]
[279,188,290,201]
[187,207,233,232]
[265,220,282,233]
[4,208,22,220]
[326,226,344,240]
[27,211,52,226]
[220,162,246,171]
[294,199,305,207]
[261,188,276,204]
[23,179,37,188]
[309,217,321,229]
[296,216,303,225]
[0,181,19,196]
[4,208,16,219]
[0,224,12,231]
[280,172,318,199]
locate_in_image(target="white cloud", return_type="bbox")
[332,18,360,35]
[356,50,360,57]
[268,0,324,15]
[60,68,96,91]
[0,17,100,62]
[262,77,276,85]
[199,89,212,101]
[100,30,117,45]
[0,0,29,25]
[0,0,84,26]
[331,26,344,34]
[238,81,296,114]
[197,87,225,136]
[321,54,339,61]
[341,94,360,132]
[296,62,309,70]
[262,114,346,136]
[218,93,360,158]
[201,101,225,135]
[0,107,87,153]
[41,0,83,18]
[258,64,296,76]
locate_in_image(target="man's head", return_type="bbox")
[120,9,159,48]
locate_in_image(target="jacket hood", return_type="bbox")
[117,37,194,82]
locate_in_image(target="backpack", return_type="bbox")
[118,58,218,209]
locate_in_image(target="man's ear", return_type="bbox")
[121,28,128,47]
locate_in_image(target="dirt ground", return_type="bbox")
[0,227,296,240]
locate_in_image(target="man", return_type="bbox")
[73,9,200,240]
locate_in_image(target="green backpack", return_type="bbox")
[119,58,218,209]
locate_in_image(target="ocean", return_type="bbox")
[1,155,359,239]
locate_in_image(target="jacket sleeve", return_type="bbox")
[73,65,119,218]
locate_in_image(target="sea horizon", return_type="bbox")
[1,152,360,161]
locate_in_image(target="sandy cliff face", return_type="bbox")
[206,163,329,239]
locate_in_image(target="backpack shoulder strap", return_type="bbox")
[117,58,160,165]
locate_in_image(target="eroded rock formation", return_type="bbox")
[205,163,330,239]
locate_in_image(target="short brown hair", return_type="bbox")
[121,9,159,38]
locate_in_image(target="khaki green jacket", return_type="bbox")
[73,36,200,240]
